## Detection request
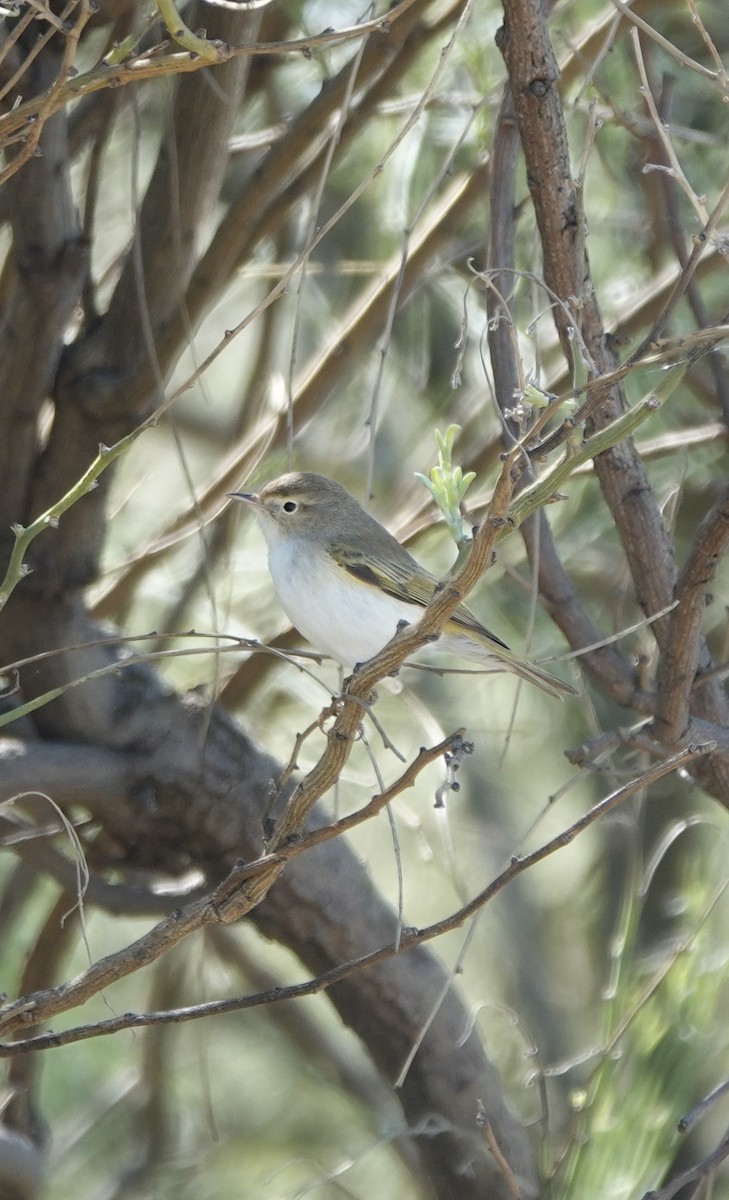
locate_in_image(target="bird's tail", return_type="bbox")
[443,632,576,700]
[499,651,577,700]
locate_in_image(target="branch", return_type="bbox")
[0,728,458,1037]
[654,484,729,743]
[486,87,635,699]
[0,29,86,538]
[497,0,678,624]
[497,0,729,805]
[0,0,424,146]
[154,0,228,60]
[642,1129,729,1200]
[0,431,149,610]
[0,740,710,1054]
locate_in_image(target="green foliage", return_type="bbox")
[414,424,476,548]
[552,843,729,1199]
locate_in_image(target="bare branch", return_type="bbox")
[654,485,729,743]
[0,740,709,1055]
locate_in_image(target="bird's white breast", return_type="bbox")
[267,537,420,669]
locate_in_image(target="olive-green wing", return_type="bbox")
[330,542,576,697]
[329,543,509,651]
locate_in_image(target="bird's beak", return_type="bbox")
[228,491,260,508]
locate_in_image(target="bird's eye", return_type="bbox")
[282,500,298,513]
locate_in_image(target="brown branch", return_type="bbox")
[654,484,729,743]
[0,638,539,1199]
[0,740,134,824]
[0,740,710,1055]
[204,922,424,1183]
[176,0,444,363]
[0,727,459,1036]
[534,255,726,424]
[0,815,208,916]
[31,0,463,602]
[26,2,263,598]
[486,84,636,701]
[0,889,215,1036]
[0,0,425,144]
[0,681,541,1195]
[496,0,675,615]
[253,731,467,863]
[0,37,86,540]
[496,0,729,804]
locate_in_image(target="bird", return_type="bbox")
[230,472,575,699]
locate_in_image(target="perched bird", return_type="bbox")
[230,472,575,699]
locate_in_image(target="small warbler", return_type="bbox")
[230,472,575,699]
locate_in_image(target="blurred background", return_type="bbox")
[2,0,729,1196]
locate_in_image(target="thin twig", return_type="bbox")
[0,0,424,146]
